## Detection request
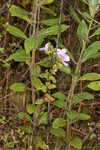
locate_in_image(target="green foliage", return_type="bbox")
[0,58,10,67]
[7,25,27,39]
[26,104,35,114]
[69,136,82,149]
[67,110,90,122]
[81,73,100,81]
[10,82,26,92]
[17,112,32,122]
[77,20,88,41]
[88,0,100,17]
[91,28,100,37]
[8,49,26,62]
[24,36,35,54]
[73,92,94,104]
[50,128,66,138]
[38,59,52,68]
[41,18,64,26]
[9,5,30,22]
[0,117,5,124]
[40,0,54,5]
[82,41,100,62]
[38,112,52,125]
[37,137,46,150]
[87,81,100,91]
[35,99,44,105]
[31,24,69,48]
[52,92,66,108]
[52,118,66,128]
[40,5,57,16]
[52,99,66,108]
[52,92,66,100]
[70,6,81,24]
[31,77,47,92]
[1,0,100,149]
[0,47,4,53]
[39,24,69,37]
[58,63,71,74]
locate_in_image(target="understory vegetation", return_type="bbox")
[0,0,100,150]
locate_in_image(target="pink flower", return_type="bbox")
[39,43,49,51]
[57,48,70,66]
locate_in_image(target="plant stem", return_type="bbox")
[56,0,63,49]
[66,40,86,140]
[29,1,39,150]
[66,18,93,149]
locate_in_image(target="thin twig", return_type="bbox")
[56,0,64,49]
[82,124,97,145]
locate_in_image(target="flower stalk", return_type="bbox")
[66,18,94,149]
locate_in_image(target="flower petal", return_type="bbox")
[63,54,70,62]
[61,48,67,54]
[39,47,45,51]
[62,61,68,66]
[45,43,49,49]
[39,43,49,51]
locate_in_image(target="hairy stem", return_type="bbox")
[66,18,93,149]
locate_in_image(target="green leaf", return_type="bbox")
[50,128,66,138]
[67,110,90,121]
[69,136,82,149]
[41,18,65,26]
[37,25,69,48]
[52,92,66,100]
[37,137,46,150]
[81,73,100,81]
[77,20,88,41]
[58,63,71,74]
[26,104,35,114]
[40,0,54,5]
[24,36,35,54]
[39,72,49,80]
[0,117,5,124]
[73,92,94,104]
[39,24,69,37]
[89,0,99,17]
[67,50,76,64]
[24,125,33,134]
[7,25,27,39]
[7,49,26,62]
[40,6,56,16]
[52,99,66,108]
[35,99,44,105]
[10,82,26,92]
[17,112,32,122]
[17,112,25,120]
[0,58,10,67]
[67,110,78,122]
[9,5,30,22]
[70,6,81,24]
[87,81,100,91]
[0,47,4,53]
[46,82,56,89]
[79,113,91,120]
[52,118,66,128]
[31,77,47,92]
[92,28,100,37]
[31,65,41,77]
[41,18,59,26]
[82,41,100,62]
[81,0,88,4]
[38,112,52,125]
[38,59,52,68]
[49,75,56,83]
